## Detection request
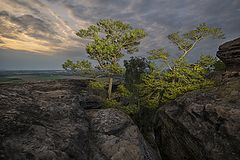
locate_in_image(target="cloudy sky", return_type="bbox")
[0,0,239,70]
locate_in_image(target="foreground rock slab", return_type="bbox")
[0,80,159,160]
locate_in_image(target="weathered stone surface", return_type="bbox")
[217,37,240,71]
[154,77,240,160]
[80,95,103,110]
[87,109,160,160]
[0,80,89,160]
[0,80,159,160]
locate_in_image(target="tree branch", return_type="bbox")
[177,38,201,62]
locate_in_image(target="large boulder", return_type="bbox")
[0,80,160,160]
[217,37,240,72]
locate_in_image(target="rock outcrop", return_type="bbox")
[154,38,240,160]
[0,80,159,160]
[87,109,159,160]
[154,77,240,160]
[217,37,240,72]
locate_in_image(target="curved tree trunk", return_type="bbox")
[108,77,113,99]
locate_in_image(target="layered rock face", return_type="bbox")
[0,80,159,160]
[217,37,240,72]
[155,77,240,160]
[154,38,240,160]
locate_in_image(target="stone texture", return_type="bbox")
[154,77,240,160]
[87,109,160,160]
[0,80,159,160]
[217,37,240,72]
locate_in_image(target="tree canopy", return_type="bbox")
[76,19,146,75]
[75,19,147,98]
[62,59,92,73]
[138,23,224,107]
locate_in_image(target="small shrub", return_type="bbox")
[103,99,120,108]
[89,81,106,90]
[117,84,132,98]
[121,104,140,115]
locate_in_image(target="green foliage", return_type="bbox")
[76,60,92,71]
[61,21,226,135]
[197,55,217,72]
[183,23,224,40]
[76,19,146,98]
[213,59,226,71]
[120,104,140,115]
[148,48,172,70]
[89,81,106,90]
[197,55,217,67]
[139,23,224,108]
[105,62,124,75]
[140,62,215,107]
[103,99,120,108]
[197,55,226,72]
[62,59,74,71]
[62,59,92,72]
[124,57,150,92]
[76,19,146,75]
[148,48,169,61]
[117,84,132,98]
[167,23,224,62]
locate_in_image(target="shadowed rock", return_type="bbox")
[217,37,240,72]
[154,76,240,160]
[0,80,160,160]
[87,109,160,160]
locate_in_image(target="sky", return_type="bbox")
[0,0,239,70]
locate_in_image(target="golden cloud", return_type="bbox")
[0,0,90,54]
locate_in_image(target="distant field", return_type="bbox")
[0,70,123,84]
[0,70,94,84]
[0,75,91,84]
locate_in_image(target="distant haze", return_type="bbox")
[0,0,239,70]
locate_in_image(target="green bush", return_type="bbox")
[120,104,140,115]
[89,81,106,90]
[117,84,132,98]
[103,99,120,108]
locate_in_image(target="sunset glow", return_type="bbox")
[0,0,239,69]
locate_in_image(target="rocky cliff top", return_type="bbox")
[154,76,240,160]
[217,37,240,72]
[0,79,159,160]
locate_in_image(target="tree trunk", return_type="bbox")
[108,77,113,99]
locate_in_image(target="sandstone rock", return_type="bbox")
[80,95,103,109]
[0,80,90,160]
[154,77,240,160]
[217,37,240,72]
[0,80,159,160]
[87,109,160,160]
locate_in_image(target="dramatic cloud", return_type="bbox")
[0,0,239,69]
[0,0,89,53]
